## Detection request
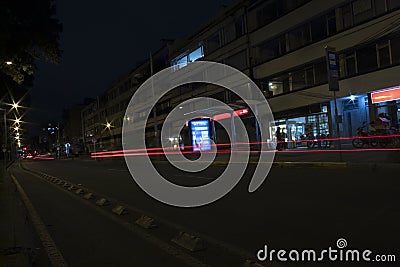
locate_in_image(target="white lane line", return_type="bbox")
[10,173,69,267]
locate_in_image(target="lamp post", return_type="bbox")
[0,108,7,167]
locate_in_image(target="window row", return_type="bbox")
[263,33,400,97]
[206,15,245,54]
[255,0,400,64]
[171,45,204,70]
[339,37,400,76]
[248,0,311,32]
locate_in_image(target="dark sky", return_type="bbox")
[28,0,233,134]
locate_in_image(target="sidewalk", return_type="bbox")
[0,164,50,266]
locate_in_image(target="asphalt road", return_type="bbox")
[11,155,400,267]
[10,164,190,267]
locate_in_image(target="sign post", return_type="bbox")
[92,138,97,159]
[325,46,342,161]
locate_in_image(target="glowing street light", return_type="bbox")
[105,122,112,129]
[6,61,12,65]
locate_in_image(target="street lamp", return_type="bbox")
[0,108,7,166]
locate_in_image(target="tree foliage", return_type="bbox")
[0,0,62,84]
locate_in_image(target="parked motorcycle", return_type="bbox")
[302,132,330,149]
[352,122,378,148]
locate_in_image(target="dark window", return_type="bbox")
[257,39,279,62]
[224,23,236,44]
[291,66,314,90]
[326,11,337,35]
[206,32,221,54]
[210,91,225,102]
[278,0,310,14]
[256,35,286,63]
[374,0,387,14]
[235,16,245,37]
[224,50,248,70]
[256,2,278,27]
[228,91,241,104]
[314,60,328,84]
[357,44,378,73]
[341,4,354,29]
[305,66,314,85]
[288,24,311,50]
[352,0,374,24]
[377,41,391,67]
[340,52,357,76]
[156,100,171,114]
[388,0,400,10]
[291,70,306,90]
[311,16,327,41]
[391,36,400,64]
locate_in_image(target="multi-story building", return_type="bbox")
[81,46,169,152]
[83,0,400,152]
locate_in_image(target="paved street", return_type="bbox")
[7,151,400,267]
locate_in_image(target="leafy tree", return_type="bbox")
[0,0,62,84]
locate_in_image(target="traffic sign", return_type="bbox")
[325,46,339,92]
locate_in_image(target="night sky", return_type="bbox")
[28,0,233,134]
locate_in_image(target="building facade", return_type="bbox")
[82,0,400,152]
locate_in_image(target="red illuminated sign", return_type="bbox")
[213,108,249,121]
[371,86,400,104]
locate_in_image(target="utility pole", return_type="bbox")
[150,51,159,148]
[325,46,342,161]
[57,122,60,159]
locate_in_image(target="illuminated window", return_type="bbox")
[171,45,204,71]
[188,47,204,62]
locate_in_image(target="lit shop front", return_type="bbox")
[329,86,400,139]
[270,103,331,148]
[370,86,400,128]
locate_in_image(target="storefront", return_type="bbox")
[271,103,330,148]
[330,94,370,138]
[370,86,400,128]
[330,86,400,140]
